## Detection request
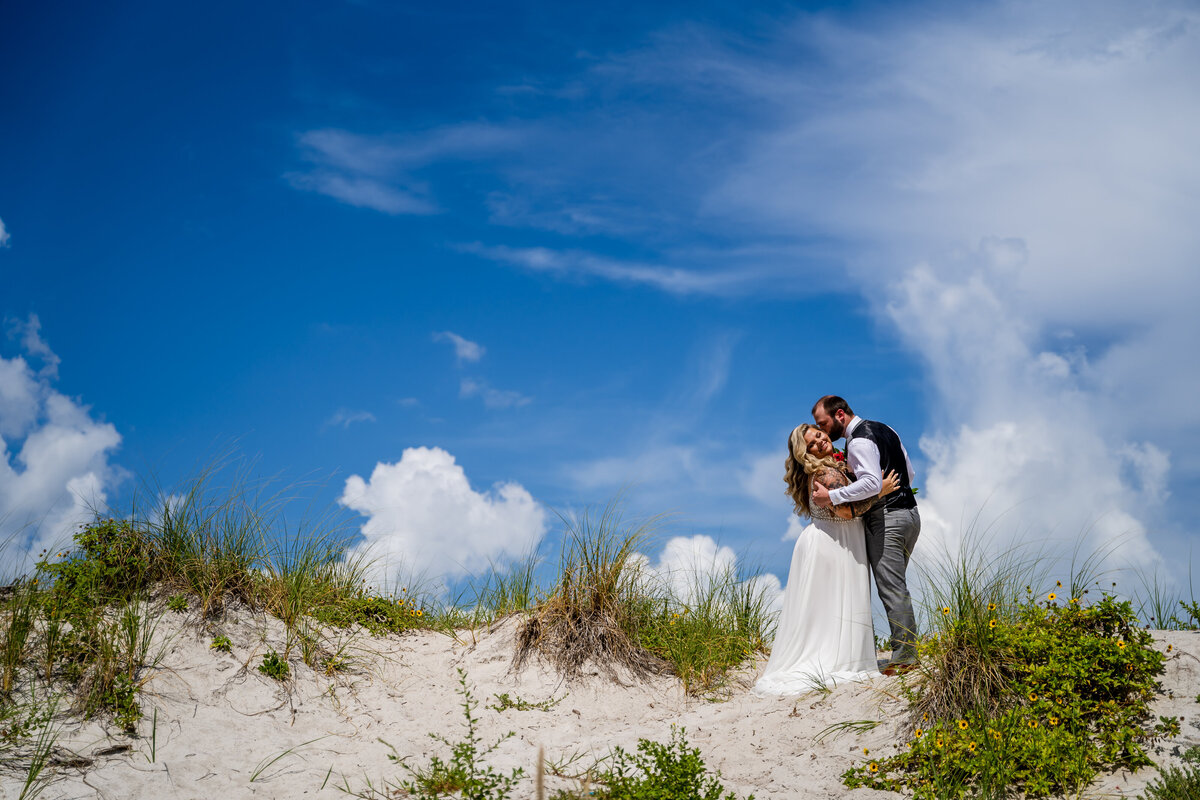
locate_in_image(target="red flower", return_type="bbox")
[832,451,845,462]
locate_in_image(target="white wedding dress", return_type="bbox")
[753,502,880,695]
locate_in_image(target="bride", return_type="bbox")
[753,423,899,695]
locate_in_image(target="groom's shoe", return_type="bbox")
[882,663,918,677]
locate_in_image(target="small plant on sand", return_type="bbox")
[488,691,564,713]
[258,649,290,681]
[166,594,187,613]
[391,668,523,800]
[592,726,750,800]
[1139,746,1200,800]
[210,635,232,653]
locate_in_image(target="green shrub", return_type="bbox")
[594,726,750,800]
[167,594,187,613]
[37,519,152,621]
[210,635,232,653]
[313,594,423,636]
[843,593,1177,798]
[258,650,290,681]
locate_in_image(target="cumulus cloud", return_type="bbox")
[640,533,784,614]
[338,446,547,588]
[433,331,485,364]
[0,318,122,576]
[459,378,531,409]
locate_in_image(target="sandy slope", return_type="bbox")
[2,609,1197,800]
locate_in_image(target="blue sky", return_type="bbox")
[3,0,1198,596]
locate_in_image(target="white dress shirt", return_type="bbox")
[828,416,916,506]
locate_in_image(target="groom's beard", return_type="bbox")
[829,420,845,440]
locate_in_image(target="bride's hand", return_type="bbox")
[879,469,901,497]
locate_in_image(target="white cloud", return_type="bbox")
[641,533,785,615]
[0,320,122,576]
[0,217,9,248]
[286,171,437,215]
[433,331,485,363]
[323,408,376,429]
[338,446,547,587]
[889,249,1166,572]
[457,242,768,297]
[288,124,528,215]
[459,378,531,409]
[6,315,60,380]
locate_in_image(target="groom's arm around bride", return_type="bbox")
[810,395,922,673]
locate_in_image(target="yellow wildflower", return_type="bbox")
[1029,692,1038,702]
[1048,592,1057,601]
[914,728,924,737]
[987,603,996,611]
[863,747,869,755]
[1117,640,1125,649]
[1049,717,1059,726]
[942,606,951,615]
[869,762,879,773]
[967,741,977,753]
[989,619,997,629]
[958,719,968,730]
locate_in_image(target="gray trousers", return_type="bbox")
[862,505,921,664]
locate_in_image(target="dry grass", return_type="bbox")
[514,502,667,680]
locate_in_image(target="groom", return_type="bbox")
[809,395,921,675]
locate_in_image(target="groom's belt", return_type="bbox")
[870,489,918,512]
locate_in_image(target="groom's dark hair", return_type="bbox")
[813,395,854,418]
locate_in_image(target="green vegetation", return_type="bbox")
[1139,746,1200,800]
[388,669,524,800]
[842,543,1181,799]
[258,649,291,681]
[515,502,774,694]
[166,594,187,613]
[209,635,232,653]
[488,691,564,713]
[584,726,751,800]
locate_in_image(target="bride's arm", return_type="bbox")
[879,469,901,498]
[814,468,872,519]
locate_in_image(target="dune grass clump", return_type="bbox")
[514,503,774,694]
[843,545,1180,798]
[515,504,664,681]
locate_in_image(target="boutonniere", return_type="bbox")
[832,449,845,463]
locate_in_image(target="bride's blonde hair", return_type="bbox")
[784,423,842,517]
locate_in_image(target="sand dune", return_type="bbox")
[4,610,1197,799]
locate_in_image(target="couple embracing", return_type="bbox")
[753,396,921,695]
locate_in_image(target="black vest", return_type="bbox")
[847,419,917,511]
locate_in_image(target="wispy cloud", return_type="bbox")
[456,242,773,297]
[287,124,530,215]
[432,331,485,364]
[5,314,60,379]
[323,408,377,429]
[0,217,9,248]
[459,377,531,409]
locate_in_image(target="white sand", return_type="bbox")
[4,610,1197,799]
